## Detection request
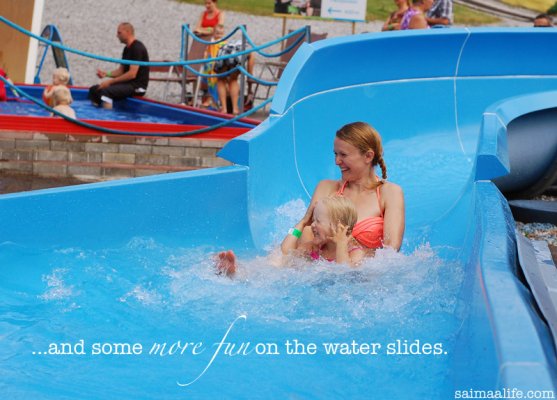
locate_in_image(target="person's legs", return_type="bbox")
[247,53,255,76]
[217,78,228,113]
[90,83,137,109]
[88,85,102,106]
[246,53,256,99]
[228,72,240,115]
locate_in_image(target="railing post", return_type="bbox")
[180,24,189,104]
[239,25,247,115]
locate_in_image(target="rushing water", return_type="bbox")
[0,233,465,399]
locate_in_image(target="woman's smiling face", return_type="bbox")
[333,137,373,181]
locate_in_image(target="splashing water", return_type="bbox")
[0,202,465,399]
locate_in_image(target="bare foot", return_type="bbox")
[215,250,237,276]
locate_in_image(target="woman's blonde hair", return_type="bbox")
[320,196,358,235]
[52,86,73,106]
[336,121,387,179]
[53,67,70,85]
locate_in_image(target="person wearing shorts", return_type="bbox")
[88,22,149,109]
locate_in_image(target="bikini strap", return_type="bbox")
[376,184,384,218]
[337,180,348,195]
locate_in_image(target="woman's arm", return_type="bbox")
[194,13,204,34]
[281,179,337,255]
[382,183,405,251]
[382,14,394,31]
[382,11,400,31]
[281,220,310,255]
[409,13,429,29]
[194,13,212,35]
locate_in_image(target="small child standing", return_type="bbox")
[216,196,365,276]
[200,23,226,110]
[43,67,71,107]
[50,86,76,119]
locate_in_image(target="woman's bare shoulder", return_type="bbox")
[314,179,341,195]
[316,179,339,189]
[381,181,404,198]
[310,180,340,203]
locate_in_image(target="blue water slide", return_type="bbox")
[1,28,556,397]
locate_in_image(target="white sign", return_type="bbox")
[320,0,367,22]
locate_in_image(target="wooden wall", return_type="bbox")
[0,0,38,83]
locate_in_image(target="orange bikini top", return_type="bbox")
[337,181,384,249]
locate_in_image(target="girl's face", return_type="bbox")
[311,201,333,245]
[333,137,373,182]
[53,74,61,85]
[214,25,224,39]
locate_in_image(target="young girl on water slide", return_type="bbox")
[216,196,365,276]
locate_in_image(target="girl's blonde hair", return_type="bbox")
[52,86,73,106]
[53,67,70,85]
[320,196,358,235]
[336,121,387,179]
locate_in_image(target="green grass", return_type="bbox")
[178,0,500,26]
[501,0,553,13]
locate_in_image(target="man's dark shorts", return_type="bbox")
[88,83,146,106]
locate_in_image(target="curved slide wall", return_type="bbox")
[1,28,557,393]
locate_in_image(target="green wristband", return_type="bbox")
[289,228,302,238]
[106,71,112,78]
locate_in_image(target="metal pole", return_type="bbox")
[281,17,287,51]
[239,25,247,115]
[180,24,189,104]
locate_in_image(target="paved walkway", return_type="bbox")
[0,172,88,194]
[456,0,539,22]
